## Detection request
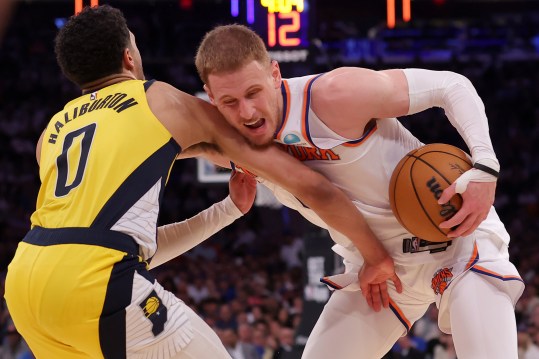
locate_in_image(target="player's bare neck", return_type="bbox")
[81,74,136,94]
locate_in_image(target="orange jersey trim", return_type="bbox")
[276,80,292,140]
[465,242,479,270]
[471,265,523,282]
[389,298,411,332]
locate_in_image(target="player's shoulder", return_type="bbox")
[145,80,216,149]
[313,67,387,101]
[145,80,193,114]
[146,81,207,110]
[145,80,181,97]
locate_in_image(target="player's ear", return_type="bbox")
[203,84,216,105]
[123,48,135,70]
[270,60,282,89]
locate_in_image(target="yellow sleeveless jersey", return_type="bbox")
[31,79,180,258]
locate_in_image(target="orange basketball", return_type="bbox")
[389,143,472,242]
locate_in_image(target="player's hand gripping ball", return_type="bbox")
[389,143,472,242]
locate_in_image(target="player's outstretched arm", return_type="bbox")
[313,67,498,237]
[150,170,257,269]
[402,69,498,237]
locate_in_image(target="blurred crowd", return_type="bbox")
[1,2,538,359]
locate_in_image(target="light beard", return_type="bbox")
[246,136,274,150]
[243,123,276,149]
[249,109,281,150]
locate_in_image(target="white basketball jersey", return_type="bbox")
[261,74,510,266]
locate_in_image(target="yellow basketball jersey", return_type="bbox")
[31,80,179,257]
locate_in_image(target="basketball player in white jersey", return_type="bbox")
[188,24,525,359]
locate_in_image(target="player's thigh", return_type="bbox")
[302,290,428,359]
[13,329,91,359]
[449,271,519,359]
[171,305,232,359]
[5,242,111,358]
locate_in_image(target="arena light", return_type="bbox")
[75,0,99,15]
[387,0,396,28]
[387,0,411,28]
[403,0,411,22]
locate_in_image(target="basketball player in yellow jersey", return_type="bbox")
[4,5,401,359]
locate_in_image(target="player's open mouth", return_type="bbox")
[244,118,265,129]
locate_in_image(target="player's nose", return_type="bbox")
[238,99,256,120]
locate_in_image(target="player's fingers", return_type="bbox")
[447,213,475,238]
[391,273,403,293]
[450,214,483,237]
[246,174,258,186]
[371,284,382,312]
[438,183,456,204]
[379,281,389,308]
[366,294,374,311]
[362,285,374,309]
[237,171,248,182]
[360,279,369,296]
[439,207,468,229]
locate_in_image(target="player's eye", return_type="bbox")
[222,99,237,106]
[246,90,259,98]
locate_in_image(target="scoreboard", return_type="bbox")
[231,0,310,62]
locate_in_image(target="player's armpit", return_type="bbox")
[176,142,222,160]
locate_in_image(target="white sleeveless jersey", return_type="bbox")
[260,74,510,266]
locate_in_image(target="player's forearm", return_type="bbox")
[293,175,389,265]
[403,69,498,171]
[149,196,242,269]
[230,145,389,265]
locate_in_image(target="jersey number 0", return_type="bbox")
[55,123,96,197]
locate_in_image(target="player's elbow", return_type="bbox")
[441,71,475,90]
[297,174,339,210]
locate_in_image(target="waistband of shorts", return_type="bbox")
[23,226,139,255]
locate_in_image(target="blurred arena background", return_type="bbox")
[1,0,539,358]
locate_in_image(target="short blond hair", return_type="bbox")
[195,24,271,84]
